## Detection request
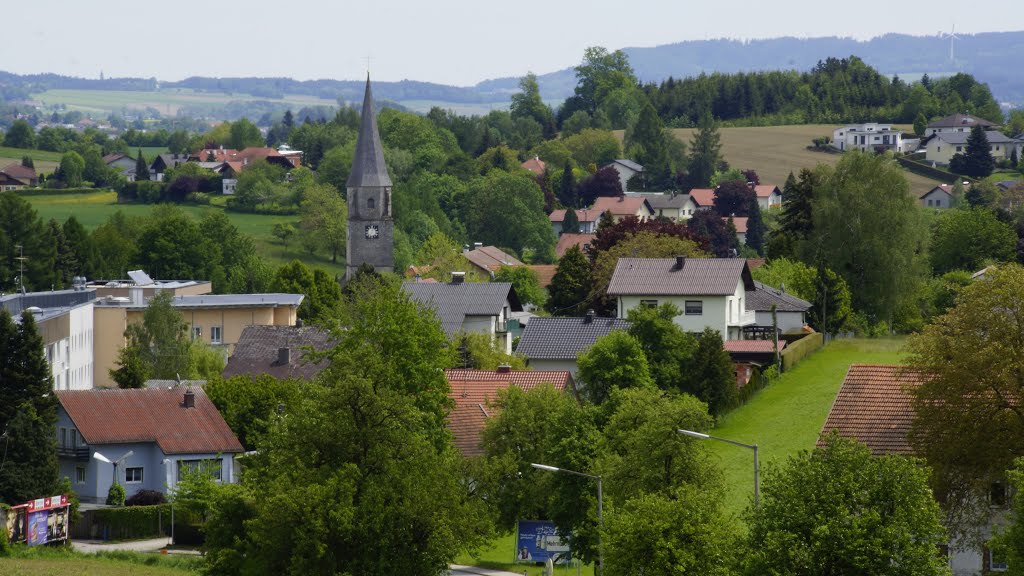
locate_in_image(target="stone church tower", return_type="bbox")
[345,76,394,280]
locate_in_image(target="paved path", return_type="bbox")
[72,537,170,554]
[449,565,527,576]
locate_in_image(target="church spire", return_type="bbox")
[346,75,392,188]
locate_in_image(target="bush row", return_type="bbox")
[780,332,823,372]
[15,187,110,197]
[895,156,973,185]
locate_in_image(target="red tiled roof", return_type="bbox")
[463,246,524,272]
[2,163,37,180]
[556,233,596,258]
[192,148,240,162]
[746,258,766,269]
[591,196,652,217]
[444,369,576,457]
[550,209,601,223]
[688,188,715,207]
[521,157,546,176]
[528,265,558,289]
[57,387,243,455]
[725,216,748,233]
[818,364,922,456]
[102,153,129,164]
[723,340,786,353]
[753,185,780,198]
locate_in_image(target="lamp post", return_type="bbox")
[162,458,174,546]
[677,429,759,508]
[531,463,603,575]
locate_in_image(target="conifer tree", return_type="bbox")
[685,328,737,416]
[684,113,722,189]
[913,112,927,137]
[629,101,671,189]
[135,149,150,181]
[545,246,592,316]
[745,200,765,256]
[559,160,577,208]
[562,208,581,234]
[20,156,33,169]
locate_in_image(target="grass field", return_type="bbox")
[32,89,339,116]
[0,146,64,175]
[22,191,346,277]
[0,548,199,575]
[709,337,907,517]
[457,531,594,576]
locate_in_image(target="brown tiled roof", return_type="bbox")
[746,259,766,269]
[591,196,652,217]
[725,216,748,233]
[222,325,334,381]
[818,364,922,456]
[445,369,577,457]
[607,257,754,296]
[688,188,715,207]
[191,148,240,162]
[527,265,557,289]
[753,185,780,198]
[550,209,601,223]
[556,233,596,258]
[521,157,546,176]
[57,387,243,455]
[724,340,787,353]
[926,113,996,129]
[1,163,37,181]
[102,153,129,164]
[463,246,524,273]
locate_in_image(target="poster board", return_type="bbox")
[6,495,70,546]
[515,519,571,565]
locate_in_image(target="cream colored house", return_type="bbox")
[607,256,756,339]
[627,193,697,221]
[93,292,303,388]
[753,185,783,210]
[590,195,655,223]
[923,131,1019,165]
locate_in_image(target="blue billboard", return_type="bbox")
[515,519,571,564]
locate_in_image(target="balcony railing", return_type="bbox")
[495,319,509,333]
[57,445,89,459]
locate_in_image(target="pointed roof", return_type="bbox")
[347,76,392,188]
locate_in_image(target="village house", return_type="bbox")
[590,195,655,223]
[404,276,522,354]
[515,311,631,377]
[221,325,334,381]
[920,184,963,209]
[604,159,644,191]
[831,123,906,153]
[56,387,243,503]
[627,192,697,221]
[923,130,1019,165]
[753,184,783,210]
[0,163,39,189]
[745,281,811,333]
[607,256,756,339]
[925,113,997,136]
[727,216,748,245]
[549,208,601,235]
[521,156,546,176]
[461,245,524,276]
[555,233,596,258]
[687,188,715,211]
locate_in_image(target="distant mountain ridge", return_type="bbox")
[2,32,1022,109]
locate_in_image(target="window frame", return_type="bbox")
[210,326,222,344]
[178,459,223,482]
[684,300,703,316]
[75,466,86,484]
[125,467,144,484]
[639,299,658,308]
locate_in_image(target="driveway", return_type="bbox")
[449,565,527,576]
[72,537,170,553]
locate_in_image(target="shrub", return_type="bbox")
[126,489,167,507]
[185,192,210,205]
[106,483,126,507]
[0,509,10,557]
[780,332,823,371]
[93,504,172,540]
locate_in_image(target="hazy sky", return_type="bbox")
[4,0,1021,85]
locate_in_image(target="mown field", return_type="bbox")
[31,89,338,116]
[709,337,907,516]
[667,124,941,198]
[0,146,63,174]
[0,548,199,575]
[21,191,346,277]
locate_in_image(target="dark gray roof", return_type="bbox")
[607,258,754,296]
[222,325,334,381]
[927,113,996,129]
[933,131,1017,145]
[746,281,811,313]
[403,282,523,337]
[996,180,1022,190]
[920,186,954,199]
[630,193,689,209]
[346,76,392,189]
[516,316,632,361]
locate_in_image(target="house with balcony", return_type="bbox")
[56,387,243,503]
[831,123,905,152]
[925,113,997,136]
[404,275,522,353]
[606,256,756,339]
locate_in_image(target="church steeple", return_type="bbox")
[347,75,392,188]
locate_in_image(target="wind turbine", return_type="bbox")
[93,450,134,485]
[939,24,961,62]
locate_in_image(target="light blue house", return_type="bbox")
[56,387,243,504]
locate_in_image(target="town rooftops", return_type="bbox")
[746,281,812,313]
[515,314,631,361]
[930,131,1018,145]
[444,368,577,457]
[222,325,335,381]
[527,265,558,289]
[927,113,997,129]
[462,246,524,273]
[607,257,755,297]
[403,281,522,337]
[1,163,37,182]
[818,364,921,456]
[57,387,243,455]
[550,208,601,223]
[102,153,130,164]
[555,233,596,258]
[590,195,653,217]
[688,188,715,207]
[110,293,304,310]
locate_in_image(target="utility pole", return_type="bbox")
[14,244,27,294]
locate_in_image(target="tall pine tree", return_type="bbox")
[135,149,150,181]
[684,113,722,189]
[546,245,593,316]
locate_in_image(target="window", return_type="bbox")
[991,480,1008,507]
[367,197,375,209]
[178,459,222,482]
[685,301,703,315]
[640,300,658,308]
[60,428,67,447]
[75,467,86,484]
[193,326,202,339]
[125,467,143,483]
[937,146,941,152]
[210,326,222,344]
[956,146,962,152]
[927,199,933,206]
[991,548,1009,571]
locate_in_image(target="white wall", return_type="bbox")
[617,280,754,339]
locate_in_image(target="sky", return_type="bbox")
[4,0,1022,86]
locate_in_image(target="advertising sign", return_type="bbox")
[515,520,571,564]
[27,511,48,546]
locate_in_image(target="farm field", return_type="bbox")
[709,337,907,516]
[21,191,346,277]
[31,89,338,116]
[0,146,64,174]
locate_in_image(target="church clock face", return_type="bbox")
[364,224,380,239]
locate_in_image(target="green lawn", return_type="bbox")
[0,548,199,575]
[0,146,64,175]
[22,191,346,277]
[456,531,594,576]
[709,337,907,516]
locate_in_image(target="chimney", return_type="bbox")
[183,389,195,408]
[583,309,595,323]
[496,364,512,373]
[451,272,466,284]
[474,242,483,250]
[675,256,686,270]
[618,195,624,202]
[278,347,291,366]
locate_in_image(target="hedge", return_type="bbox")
[780,332,823,372]
[91,504,172,540]
[895,156,975,185]
[15,187,111,197]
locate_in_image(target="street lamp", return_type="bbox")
[677,429,759,508]
[530,463,603,575]
[93,450,134,486]
[162,459,175,546]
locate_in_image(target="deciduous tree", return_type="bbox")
[930,208,1016,274]
[626,303,697,394]
[576,330,653,405]
[493,265,545,308]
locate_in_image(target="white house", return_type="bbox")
[920,184,963,209]
[549,208,601,235]
[607,256,756,339]
[627,192,697,221]
[404,276,523,354]
[2,289,96,391]
[831,123,905,153]
[604,159,645,191]
[746,281,811,333]
[753,185,783,210]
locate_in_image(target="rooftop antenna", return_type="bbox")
[364,55,373,76]
[14,244,27,294]
[939,24,960,62]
